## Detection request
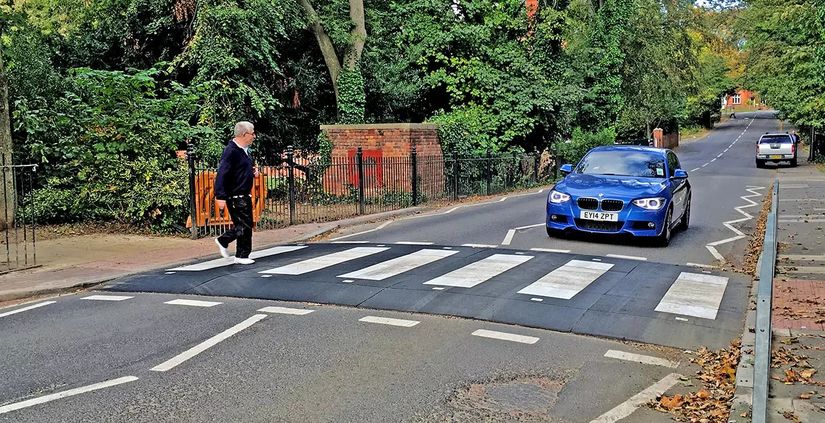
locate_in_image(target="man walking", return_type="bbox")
[214,121,258,264]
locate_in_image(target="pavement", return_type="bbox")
[763,158,825,422]
[0,207,425,304]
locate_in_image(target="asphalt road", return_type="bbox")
[329,111,780,267]
[1,292,690,422]
[0,113,782,422]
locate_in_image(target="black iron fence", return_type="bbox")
[1,158,37,272]
[186,147,555,239]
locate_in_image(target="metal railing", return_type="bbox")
[1,159,37,273]
[186,147,554,239]
[752,178,779,422]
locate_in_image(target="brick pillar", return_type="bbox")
[652,128,664,148]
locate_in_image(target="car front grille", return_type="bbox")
[576,197,624,211]
[601,199,624,212]
[577,197,598,210]
[574,219,623,232]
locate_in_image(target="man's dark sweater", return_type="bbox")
[214,141,254,200]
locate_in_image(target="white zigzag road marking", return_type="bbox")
[705,186,765,262]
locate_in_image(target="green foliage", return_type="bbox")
[428,106,499,156]
[741,0,825,128]
[554,127,617,166]
[15,67,212,230]
[337,65,366,123]
[398,0,570,152]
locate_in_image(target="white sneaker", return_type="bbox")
[215,239,230,258]
[233,257,255,265]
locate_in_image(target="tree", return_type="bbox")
[740,0,825,128]
[297,0,366,122]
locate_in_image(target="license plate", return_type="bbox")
[770,155,783,159]
[580,211,619,222]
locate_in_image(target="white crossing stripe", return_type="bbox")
[654,272,729,320]
[338,249,458,280]
[359,316,420,327]
[394,241,434,245]
[81,295,133,301]
[603,350,679,368]
[423,254,533,288]
[0,301,56,318]
[260,247,389,275]
[258,306,314,315]
[471,329,539,344]
[151,314,267,372]
[169,245,307,271]
[518,260,613,299]
[165,299,222,308]
[0,376,139,414]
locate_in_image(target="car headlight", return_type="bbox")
[548,190,571,204]
[632,197,666,210]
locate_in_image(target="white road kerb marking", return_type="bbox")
[0,376,139,415]
[605,254,647,261]
[461,244,498,248]
[530,248,572,253]
[472,329,539,344]
[590,373,682,423]
[329,221,394,241]
[81,295,133,301]
[0,301,56,318]
[151,314,267,372]
[258,306,314,315]
[604,350,679,368]
[501,229,516,245]
[359,316,420,327]
[705,186,765,262]
[165,299,222,308]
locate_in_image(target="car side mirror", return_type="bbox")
[673,169,688,179]
[560,164,573,175]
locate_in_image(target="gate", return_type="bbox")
[1,160,37,272]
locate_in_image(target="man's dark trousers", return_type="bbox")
[218,196,253,258]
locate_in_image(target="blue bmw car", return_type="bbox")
[546,146,691,246]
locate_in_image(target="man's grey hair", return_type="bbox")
[234,121,255,138]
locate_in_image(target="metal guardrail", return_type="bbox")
[752,178,779,422]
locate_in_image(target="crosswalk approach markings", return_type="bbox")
[423,254,533,288]
[260,247,388,275]
[518,260,613,299]
[169,245,307,271]
[339,249,458,280]
[654,272,728,320]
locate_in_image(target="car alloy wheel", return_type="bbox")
[658,207,673,246]
[678,196,690,231]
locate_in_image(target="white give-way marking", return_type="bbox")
[151,314,267,372]
[0,376,139,415]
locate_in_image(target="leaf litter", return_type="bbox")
[648,340,740,422]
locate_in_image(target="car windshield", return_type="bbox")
[759,135,793,144]
[576,150,666,178]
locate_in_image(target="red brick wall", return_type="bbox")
[319,124,444,196]
[725,90,756,109]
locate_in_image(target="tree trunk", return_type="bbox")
[298,0,343,100]
[0,47,15,230]
[343,0,366,70]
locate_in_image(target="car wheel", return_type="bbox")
[678,195,690,231]
[756,159,765,168]
[657,207,673,247]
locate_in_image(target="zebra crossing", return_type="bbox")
[106,242,749,349]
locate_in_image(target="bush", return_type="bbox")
[15,67,215,231]
[554,127,617,166]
